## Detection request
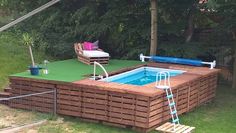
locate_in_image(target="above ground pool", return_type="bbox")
[101,67,185,86]
[9,61,220,132]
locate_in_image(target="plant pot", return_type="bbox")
[29,66,41,75]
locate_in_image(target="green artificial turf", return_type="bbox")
[11,59,144,82]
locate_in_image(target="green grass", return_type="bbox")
[0,13,13,27]
[0,104,53,129]
[0,32,52,90]
[37,117,136,133]
[11,59,144,82]
[177,85,236,133]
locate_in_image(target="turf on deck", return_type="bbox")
[11,59,144,82]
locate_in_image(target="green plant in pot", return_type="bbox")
[22,33,41,75]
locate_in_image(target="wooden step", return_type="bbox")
[156,122,195,133]
[0,92,11,98]
[4,87,12,92]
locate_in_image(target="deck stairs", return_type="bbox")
[155,71,195,133]
[4,86,12,93]
[0,92,11,98]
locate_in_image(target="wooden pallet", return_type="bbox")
[156,122,195,133]
[78,54,109,65]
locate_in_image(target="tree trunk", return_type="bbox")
[28,45,35,67]
[185,4,196,43]
[233,49,236,88]
[232,32,236,88]
[185,10,194,42]
[150,0,157,56]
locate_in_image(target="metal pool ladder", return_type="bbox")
[155,71,195,132]
[93,61,108,80]
[155,71,179,131]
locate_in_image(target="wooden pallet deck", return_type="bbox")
[7,62,220,132]
[156,122,195,133]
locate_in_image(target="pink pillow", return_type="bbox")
[83,42,93,50]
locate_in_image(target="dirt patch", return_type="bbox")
[0,104,51,130]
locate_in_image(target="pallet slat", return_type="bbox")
[156,122,195,133]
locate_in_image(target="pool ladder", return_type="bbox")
[93,61,108,80]
[156,71,179,131]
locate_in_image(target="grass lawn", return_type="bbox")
[178,85,236,133]
[0,13,13,27]
[0,104,51,129]
[0,32,52,90]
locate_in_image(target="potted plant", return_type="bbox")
[22,33,40,75]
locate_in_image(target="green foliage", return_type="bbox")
[202,0,236,68]
[22,33,33,46]
[158,42,208,58]
[2,0,209,59]
[207,0,236,32]
[0,31,54,90]
[2,0,234,61]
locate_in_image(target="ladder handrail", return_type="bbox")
[155,71,170,87]
[0,0,60,32]
[93,61,108,80]
[155,71,180,131]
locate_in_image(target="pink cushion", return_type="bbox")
[83,42,93,50]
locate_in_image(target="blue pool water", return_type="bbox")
[102,67,185,86]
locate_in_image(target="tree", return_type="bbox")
[233,33,236,88]
[22,33,35,67]
[2,0,209,60]
[206,0,236,88]
[150,0,157,55]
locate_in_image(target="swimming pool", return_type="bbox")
[102,67,185,86]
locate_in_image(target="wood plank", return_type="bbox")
[110,106,135,115]
[160,123,174,131]
[156,122,170,130]
[58,89,81,96]
[156,122,195,133]
[176,125,190,133]
[108,112,134,120]
[57,94,81,101]
[83,92,107,99]
[57,109,81,116]
[109,96,135,103]
[183,127,195,133]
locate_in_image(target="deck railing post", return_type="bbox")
[53,88,57,115]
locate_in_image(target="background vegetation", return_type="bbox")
[0,0,233,58]
[0,31,51,89]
